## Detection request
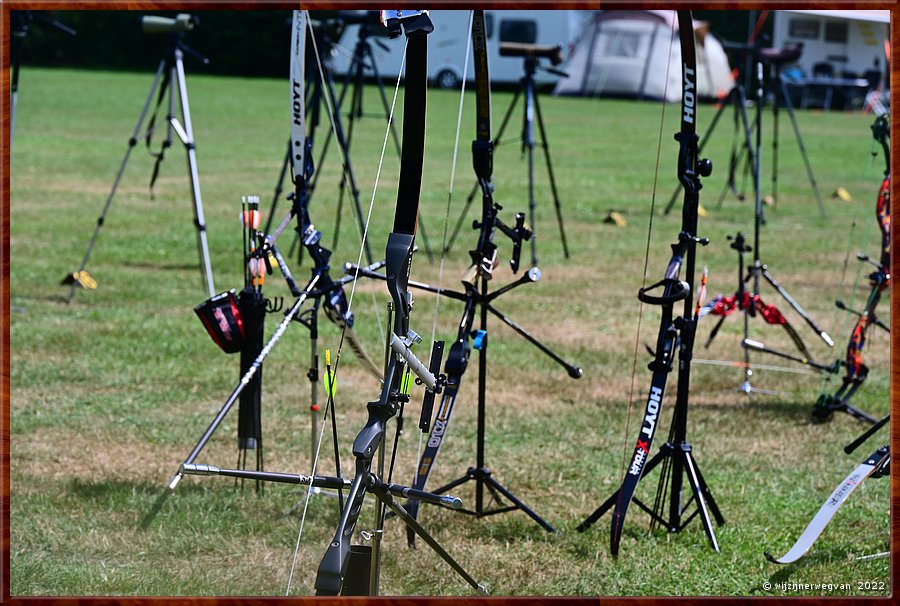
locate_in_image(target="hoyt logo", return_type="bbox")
[629,386,662,476]
[427,418,447,448]
[472,14,486,50]
[292,80,303,128]
[683,65,696,124]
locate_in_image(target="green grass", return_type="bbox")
[8,66,890,597]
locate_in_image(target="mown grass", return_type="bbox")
[8,65,890,597]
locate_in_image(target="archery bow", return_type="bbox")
[182,12,484,596]
[577,11,717,555]
[287,13,382,381]
[813,114,890,423]
[403,10,545,546]
[312,11,482,595]
[766,414,889,564]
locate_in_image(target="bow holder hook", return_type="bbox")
[638,278,690,307]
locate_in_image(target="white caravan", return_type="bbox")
[329,10,591,89]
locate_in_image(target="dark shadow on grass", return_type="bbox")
[121,260,201,271]
[65,477,229,530]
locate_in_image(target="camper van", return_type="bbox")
[330,10,590,89]
[772,10,890,79]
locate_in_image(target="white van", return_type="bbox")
[329,10,590,89]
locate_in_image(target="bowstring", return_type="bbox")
[414,9,475,479]
[618,15,677,480]
[285,13,408,594]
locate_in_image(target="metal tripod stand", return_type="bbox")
[63,15,215,302]
[10,11,76,147]
[445,47,571,266]
[702,61,833,396]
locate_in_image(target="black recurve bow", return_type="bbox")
[314,10,436,595]
[607,10,712,556]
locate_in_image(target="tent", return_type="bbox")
[554,10,734,102]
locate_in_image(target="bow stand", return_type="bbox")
[701,59,834,396]
[578,11,724,555]
[168,11,383,493]
[813,113,890,423]
[395,11,581,544]
[62,14,216,302]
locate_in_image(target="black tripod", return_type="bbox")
[63,14,215,302]
[445,45,570,266]
[10,11,76,147]
[702,61,833,395]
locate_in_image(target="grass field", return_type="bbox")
[8,65,891,597]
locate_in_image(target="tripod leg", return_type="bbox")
[173,52,216,297]
[770,71,780,207]
[576,489,619,531]
[368,45,403,158]
[485,304,582,378]
[380,493,487,594]
[523,78,538,267]
[778,75,825,217]
[443,187,477,254]
[682,450,721,551]
[482,475,557,533]
[65,60,168,303]
[762,268,833,346]
[531,88,569,259]
[688,453,725,526]
[264,141,292,236]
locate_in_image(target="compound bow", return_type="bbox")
[813,114,890,423]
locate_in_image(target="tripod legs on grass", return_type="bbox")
[431,467,557,533]
[577,441,723,552]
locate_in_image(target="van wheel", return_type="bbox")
[435,69,460,90]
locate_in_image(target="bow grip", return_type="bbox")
[638,278,690,306]
[472,138,493,180]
